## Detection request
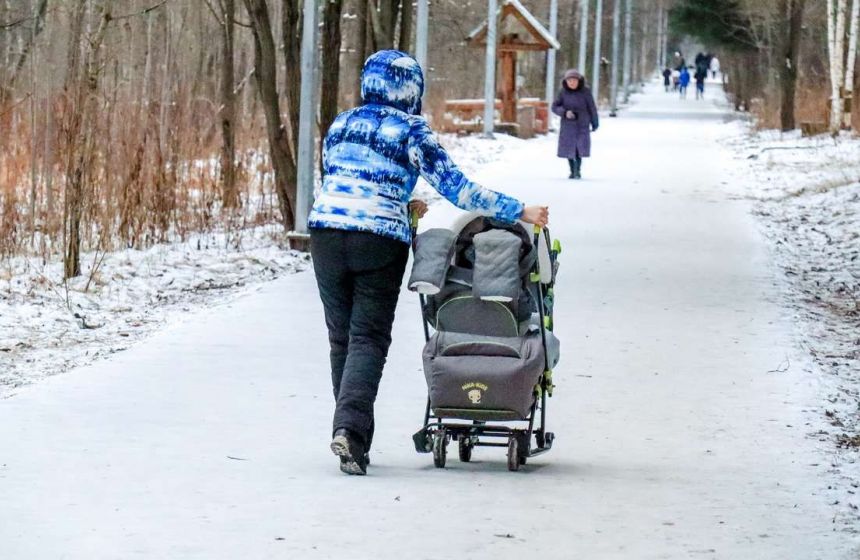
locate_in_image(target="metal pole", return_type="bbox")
[295,0,320,234]
[661,3,669,74]
[621,0,633,102]
[591,0,603,102]
[416,0,429,98]
[545,0,558,107]
[578,0,589,71]
[483,0,498,137]
[609,0,620,115]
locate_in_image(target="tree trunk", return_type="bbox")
[320,0,344,170]
[64,0,112,280]
[779,0,805,131]
[353,0,368,105]
[281,0,301,155]
[844,0,859,128]
[828,0,848,134]
[398,0,413,53]
[243,0,297,230]
[369,0,395,50]
[3,0,48,100]
[219,0,239,208]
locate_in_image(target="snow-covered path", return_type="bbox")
[2,83,856,559]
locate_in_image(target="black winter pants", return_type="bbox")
[310,228,410,449]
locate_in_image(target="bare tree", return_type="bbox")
[63,0,112,279]
[204,0,240,208]
[828,0,848,133]
[320,0,344,163]
[778,0,805,131]
[844,0,859,127]
[243,0,297,230]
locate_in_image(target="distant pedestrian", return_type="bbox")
[694,66,707,99]
[679,67,690,99]
[552,69,599,180]
[672,69,680,91]
[674,51,686,71]
[710,56,720,79]
[662,68,672,92]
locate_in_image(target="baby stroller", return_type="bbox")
[409,215,561,471]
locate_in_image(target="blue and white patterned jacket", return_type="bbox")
[308,50,524,244]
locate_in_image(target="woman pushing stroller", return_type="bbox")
[308,50,549,476]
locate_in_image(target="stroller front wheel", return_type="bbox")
[432,430,447,468]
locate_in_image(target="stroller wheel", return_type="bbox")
[432,430,447,468]
[506,437,520,472]
[458,436,472,462]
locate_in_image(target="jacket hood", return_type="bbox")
[561,69,587,90]
[361,50,424,115]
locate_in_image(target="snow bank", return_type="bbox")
[725,122,860,532]
[1,227,308,398]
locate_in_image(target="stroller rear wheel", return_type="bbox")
[506,437,520,472]
[432,430,447,468]
[458,436,473,462]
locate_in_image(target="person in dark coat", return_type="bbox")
[551,69,599,180]
[662,67,672,92]
[694,66,707,99]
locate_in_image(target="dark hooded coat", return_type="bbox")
[551,69,599,159]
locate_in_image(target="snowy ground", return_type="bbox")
[0,134,518,399]
[2,82,860,558]
[0,228,308,398]
[724,123,860,531]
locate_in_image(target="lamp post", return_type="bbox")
[591,0,603,100]
[545,0,559,107]
[416,0,429,95]
[293,0,320,245]
[483,0,498,137]
[578,0,589,71]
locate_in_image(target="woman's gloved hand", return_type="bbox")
[591,121,599,132]
[520,206,549,227]
[565,110,577,120]
[408,199,429,219]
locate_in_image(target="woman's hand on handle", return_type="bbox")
[520,206,549,228]
[408,199,428,219]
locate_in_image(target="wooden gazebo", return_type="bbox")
[467,0,560,126]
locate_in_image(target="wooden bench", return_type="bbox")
[440,98,549,137]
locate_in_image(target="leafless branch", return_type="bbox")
[112,0,170,21]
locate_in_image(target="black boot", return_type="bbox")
[331,428,368,475]
[567,159,576,179]
[573,157,582,179]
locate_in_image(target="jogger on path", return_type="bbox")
[308,50,549,475]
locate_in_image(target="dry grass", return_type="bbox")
[0,89,278,263]
[753,85,860,132]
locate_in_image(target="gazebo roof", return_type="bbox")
[467,0,561,51]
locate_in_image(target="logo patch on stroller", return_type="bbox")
[462,382,489,405]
